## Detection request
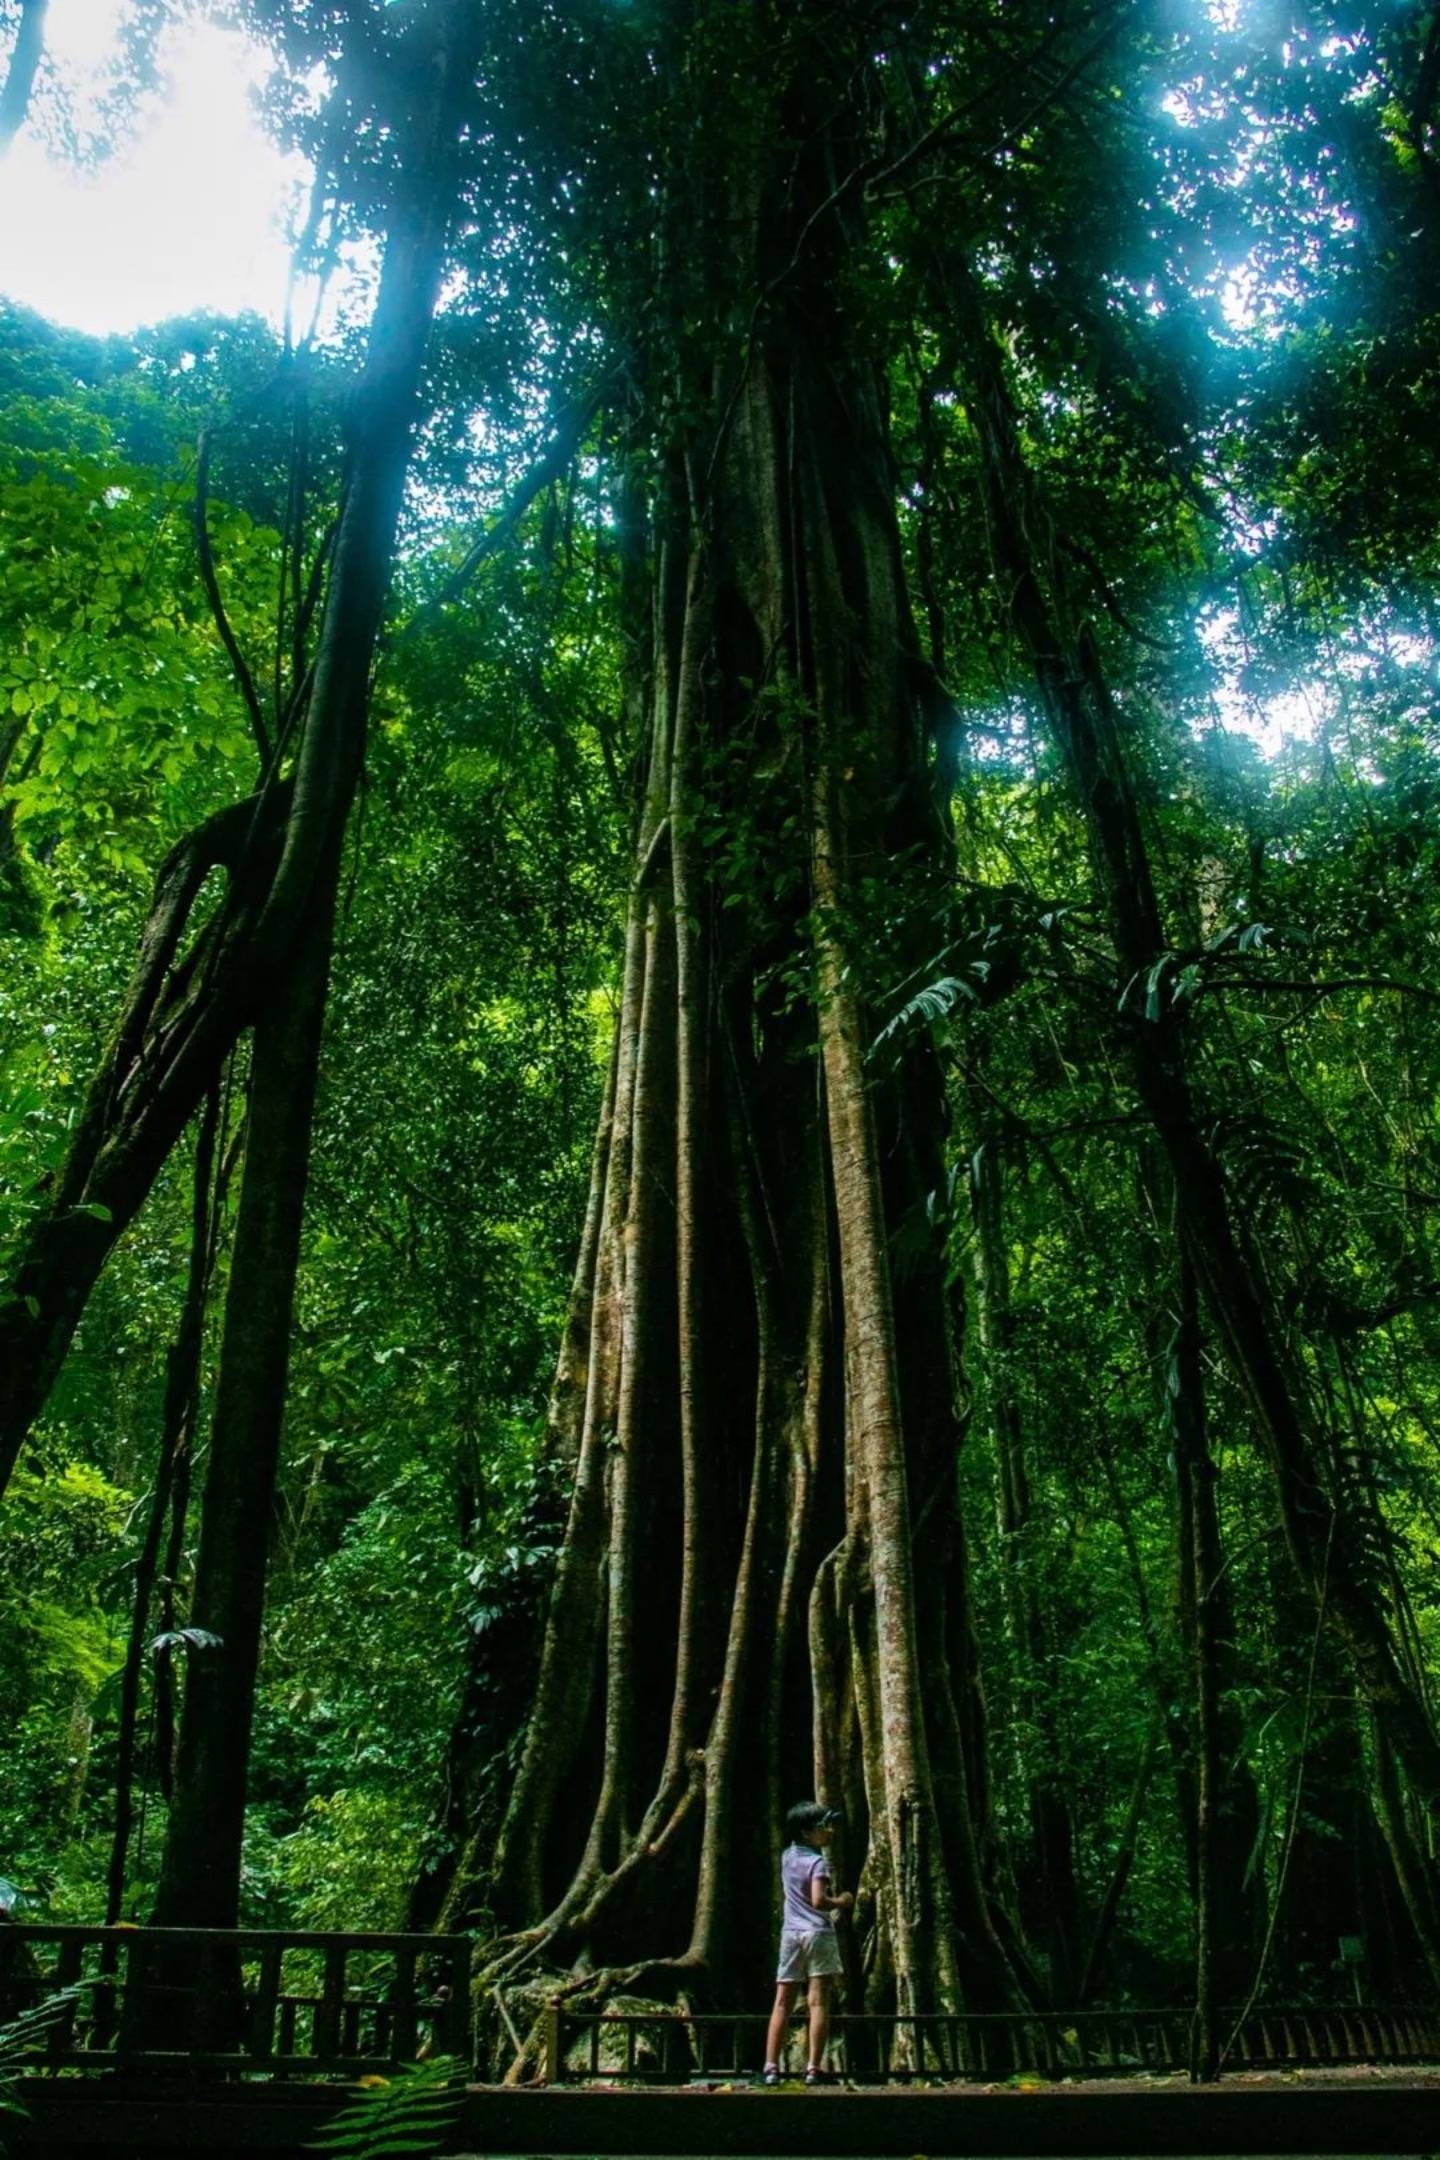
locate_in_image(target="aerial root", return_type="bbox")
[486,1953,707,2085]
[479,1773,703,1992]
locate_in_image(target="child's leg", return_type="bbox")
[765,1982,797,2069]
[807,1974,832,2069]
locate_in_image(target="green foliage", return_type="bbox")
[0,1986,84,2153]
[0,1465,128,1905]
[308,2057,466,2160]
[0,263,612,1924]
[0,310,273,878]
[276,1792,427,1935]
[2,0,1440,2014]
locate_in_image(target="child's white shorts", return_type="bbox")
[776,1929,842,1982]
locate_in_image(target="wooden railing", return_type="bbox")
[0,1926,471,2075]
[541,2001,1440,2083]
[5,1930,1437,2089]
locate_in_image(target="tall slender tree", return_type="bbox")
[935,241,1440,1821]
[149,0,485,1933]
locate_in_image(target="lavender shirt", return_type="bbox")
[781,1843,832,1937]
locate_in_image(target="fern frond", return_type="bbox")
[871,974,975,1056]
[0,1983,84,2075]
[1,1985,86,2149]
[1210,1109,1317,1218]
[309,2056,467,2160]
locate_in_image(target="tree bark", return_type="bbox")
[467,5,1011,2028]
[104,1088,219,1928]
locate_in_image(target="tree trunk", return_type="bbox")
[148,852,337,1932]
[945,247,1440,1819]
[467,7,1014,2028]
[1174,1255,1221,2078]
[0,0,46,153]
[137,2,476,1944]
[1077,1727,1158,2010]
[0,3,470,1499]
[104,1088,219,1928]
[968,1112,1083,1999]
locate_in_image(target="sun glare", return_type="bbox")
[0,3,308,336]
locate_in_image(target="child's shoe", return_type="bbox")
[762,2063,780,2087]
[804,2065,833,2086]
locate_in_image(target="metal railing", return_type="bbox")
[541,2001,1440,2083]
[0,1925,471,2076]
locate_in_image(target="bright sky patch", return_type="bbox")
[0,0,306,335]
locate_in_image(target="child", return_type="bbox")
[763,1800,853,2086]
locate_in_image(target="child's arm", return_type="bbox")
[809,1867,854,1916]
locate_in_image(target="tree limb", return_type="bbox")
[195,428,271,765]
[1211,973,1440,1007]
[398,381,608,642]
[295,516,338,657]
[1060,531,1184,651]
[0,0,46,154]
[867,0,1135,200]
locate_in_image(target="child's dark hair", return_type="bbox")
[786,1800,828,1845]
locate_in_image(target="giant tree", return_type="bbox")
[424,0,1050,2030]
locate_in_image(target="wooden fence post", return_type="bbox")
[445,1939,472,2065]
[46,1936,83,2065]
[543,2002,564,2085]
[249,1940,282,2064]
[391,1947,418,2060]
[314,1941,346,2063]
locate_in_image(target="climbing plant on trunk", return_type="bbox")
[450,0,1021,2027]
